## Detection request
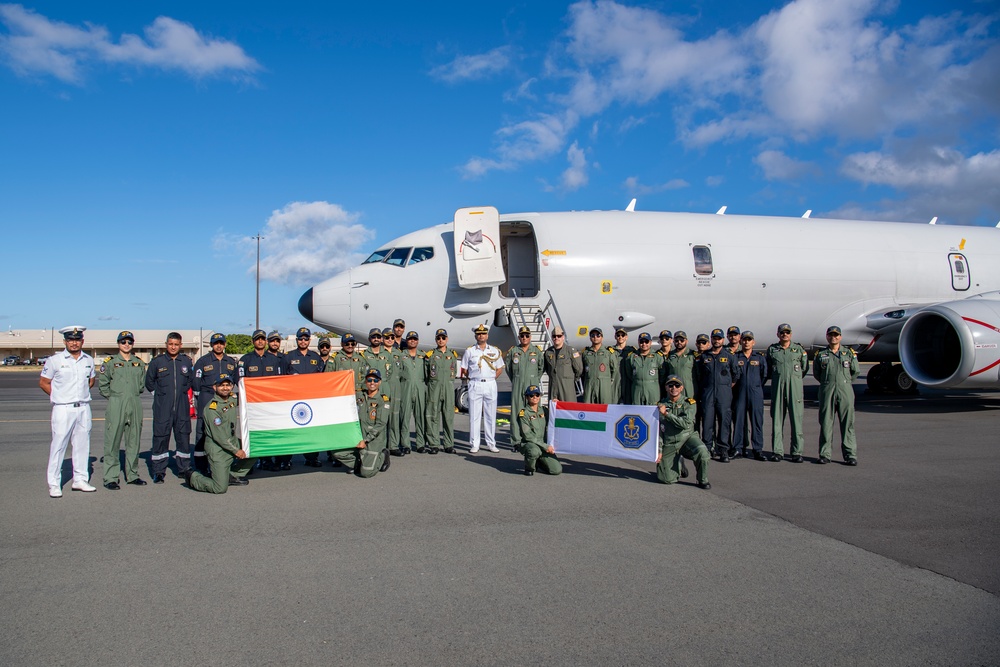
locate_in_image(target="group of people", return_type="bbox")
[39,318,859,498]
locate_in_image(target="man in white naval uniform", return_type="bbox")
[460,324,505,453]
[39,326,98,497]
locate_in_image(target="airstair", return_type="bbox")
[503,290,567,399]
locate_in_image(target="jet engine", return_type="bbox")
[898,297,1000,388]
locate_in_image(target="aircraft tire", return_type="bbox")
[455,385,470,413]
[890,364,918,395]
[866,364,886,392]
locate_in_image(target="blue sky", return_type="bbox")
[2,1,998,334]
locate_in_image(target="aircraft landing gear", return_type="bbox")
[866,362,918,395]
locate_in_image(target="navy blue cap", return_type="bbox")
[252,329,266,340]
[365,368,382,381]
[659,330,672,339]
[524,385,542,397]
[711,328,724,339]
[727,326,741,335]
[674,330,687,340]
[318,337,331,347]
[341,334,356,344]
[590,327,603,337]
[664,374,683,387]
[267,330,281,341]
[393,319,405,328]
[473,324,489,334]
[405,330,419,340]
[777,323,792,333]
[382,327,393,337]
[216,373,234,385]
[296,327,311,339]
[210,333,226,345]
[117,331,134,343]
[827,325,842,335]
[436,328,449,337]
[638,332,651,343]
[696,333,710,343]
[741,331,755,340]
[368,328,383,338]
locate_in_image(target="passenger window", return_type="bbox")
[408,247,434,265]
[363,249,391,265]
[384,247,412,267]
[692,245,713,275]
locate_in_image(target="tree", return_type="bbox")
[225,334,253,355]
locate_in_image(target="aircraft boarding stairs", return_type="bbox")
[502,290,567,402]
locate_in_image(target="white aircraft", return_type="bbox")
[298,206,1000,393]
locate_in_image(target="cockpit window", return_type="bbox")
[407,247,434,265]
[383,247,412,267]
[363,249,391,265]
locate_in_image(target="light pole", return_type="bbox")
[253,233,263,331]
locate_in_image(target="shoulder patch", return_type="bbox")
[208,400,218,409]
[382,394,390,402]
[104,356,112,362]
[518,409,525,417]
[687,398,697,404]
[425,350,433,357]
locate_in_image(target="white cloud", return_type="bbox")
[754,150,820,180]
[430,46,511,83]
[0,4,260,83]
[559,141,589,191]
[623,176,689,195]
[218,202,375,286]
[832,147,1000,223]
[461,111,577,178]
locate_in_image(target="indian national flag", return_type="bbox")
[239,371,362,457]
[547,400,659,462]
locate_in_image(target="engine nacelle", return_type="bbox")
[898,298,1000,388]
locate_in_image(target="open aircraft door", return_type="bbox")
[454,206,506,289]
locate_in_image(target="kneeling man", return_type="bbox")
[332,369,392,477]
[656,375,711,489]
[518,385,561,477]
[187,374,255,493]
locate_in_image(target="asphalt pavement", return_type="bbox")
[1,367,997,666]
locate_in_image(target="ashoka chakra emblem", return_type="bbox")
[291,402,313,426]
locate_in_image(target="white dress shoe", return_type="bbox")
[49,486,63,498]
[71,480,97,492]
[487,446,500,453]
[469,446,479,453]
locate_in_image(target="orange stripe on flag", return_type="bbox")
[242,371,355,403]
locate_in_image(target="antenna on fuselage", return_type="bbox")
[802,210,812,218]
[929,217,938,225]
[716,206,727,215]
[625,198,636,212]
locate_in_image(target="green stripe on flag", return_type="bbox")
[247,422,363,456]
[554,418,606,432]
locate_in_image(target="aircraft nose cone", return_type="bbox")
[297,287,314,322]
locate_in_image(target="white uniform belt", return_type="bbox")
[56,402,89,407]
[471,378,493,382]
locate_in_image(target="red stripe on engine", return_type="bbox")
[962,317,1000,334]
[970,359,1000,377]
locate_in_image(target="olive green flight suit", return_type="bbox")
[581,346,617,403]
[813,345,859,460]
[656,397,710,485]
[385,346,404,449]
[188,394,255,494]
[98,353,147,484]
[328,351,366,400]
[544,345,583,402]
[611,345,637,403]
[519,404,561,475]
[505,344,543,449]
[665,350,698,401]
[397,350,427,450]
[766,342,809,457]
[425,348,459,451]
[628,352,662,406]
[333,392,391,477]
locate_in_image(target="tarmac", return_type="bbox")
[1,366,998,666]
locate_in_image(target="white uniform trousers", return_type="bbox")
[468,379,498,450]
[47,403,92,487]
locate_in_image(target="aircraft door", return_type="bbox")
[948,253,970,291]
[454,206,506,289]
[500,224,539,298]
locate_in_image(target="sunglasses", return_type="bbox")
[674,337,686,342]
[526,393,541,397]
[518,333,531,337]
[666,383,682,389]
[370,336,383,341]
[436,335,447,340]
[365,378,379,383]
[552,334,564,338]
[342,342,356,346]
[614,333,626,337]
[120,340,134,345]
